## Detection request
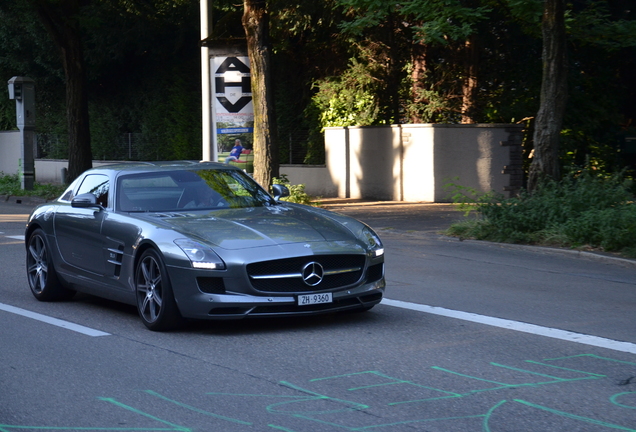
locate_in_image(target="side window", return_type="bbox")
[58,176,83,202]
[77,174,110,207]
[59,186,74,202]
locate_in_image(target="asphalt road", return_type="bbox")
[1,199,636,431]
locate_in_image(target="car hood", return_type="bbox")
[141,205,363,250]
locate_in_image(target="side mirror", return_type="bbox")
[71,193,101,209]
[271,184,290,201]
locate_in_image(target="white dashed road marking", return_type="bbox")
[0,303,110,337]
[382,298,636,354]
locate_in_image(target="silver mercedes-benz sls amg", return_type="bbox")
[25,161,385,330]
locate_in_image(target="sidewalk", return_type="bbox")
[318,199,463,234]
[0,195,44,218]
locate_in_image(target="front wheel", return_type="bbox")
[26,229,74,301]
[135,249,183,331]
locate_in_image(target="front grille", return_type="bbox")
[197,277,226,294]
[366,263,384,283]
[246,255,366,293]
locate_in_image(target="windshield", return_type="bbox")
[117,169,275,212]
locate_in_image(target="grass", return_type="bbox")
[0,172,66,201]
[446,172,636,258]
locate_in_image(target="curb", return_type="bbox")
[378,227,636,268]
[1,195,49,206]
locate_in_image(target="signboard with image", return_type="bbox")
[212,56,254,153]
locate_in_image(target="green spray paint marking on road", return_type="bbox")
[2,353,635,431]
[514,399,636,431]
[98,398,190,431]
[143,390,252,425]
[611,392,636,409]
[311,370,461,398]
[0,425,182,431]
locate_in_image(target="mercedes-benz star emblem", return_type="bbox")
[302,262,324,286]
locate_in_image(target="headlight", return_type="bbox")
[174,239,226,270]
[362,226,384,257]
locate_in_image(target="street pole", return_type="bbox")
[200,0,213,162]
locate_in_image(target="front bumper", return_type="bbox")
[168,264,385,320]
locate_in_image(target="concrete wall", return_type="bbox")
[279,165,336,198]
[429,124,519,202]
[324,124,523,202]
[401,125,436,202]
[36,160,123,184]
[324,127,347,198]
[0,131,21,175]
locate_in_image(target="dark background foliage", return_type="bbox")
[0,0,635,175]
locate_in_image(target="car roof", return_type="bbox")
[86,161,239,176]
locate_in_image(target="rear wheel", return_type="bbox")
[26,229,74,301]
[135,249,183,331]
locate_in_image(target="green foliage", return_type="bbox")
[338,0,491,44]
[311,53,385,128]
[568,2,636,50]
[0,172,65,200]
[138,71,202,161]
[0,0,202,162]
[444,180,495,216]
[446,173,636,257]
[272,175,318,206]
[404,71,457,123]
[0,95,15,131]
[1,0,635,179]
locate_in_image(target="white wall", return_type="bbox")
[324,124,523,202]
[0,131,21,175]
[32,160,120,184]
[401,125,436,202]
[279,165,335,198]
[430,124,517,201]
[324,127,348,197]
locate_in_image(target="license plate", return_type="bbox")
[298,293,333,306]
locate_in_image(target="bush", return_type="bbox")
[0,172,66,200]
[446,173,636,257]
[272,175,318,206]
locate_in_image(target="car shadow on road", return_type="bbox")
[72,292,387,335]
[185,308,387,336]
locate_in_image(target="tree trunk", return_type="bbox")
[410,42,427,124]
[386,12,401,124]
[30,0,92,183]
[461,35,479,124]
[243,0,279,189]
[528,0,568,191]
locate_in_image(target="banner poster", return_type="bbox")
[211,56,254,156]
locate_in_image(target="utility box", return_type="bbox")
[8,76,36,128]
[7,76,36,190]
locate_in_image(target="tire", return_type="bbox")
[135,249,183,331]
[26,229,74,301]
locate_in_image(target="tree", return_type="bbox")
[527,0,567,191]
[337,0,490,124]
[243,0,279,189]
[29,0,92,182]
